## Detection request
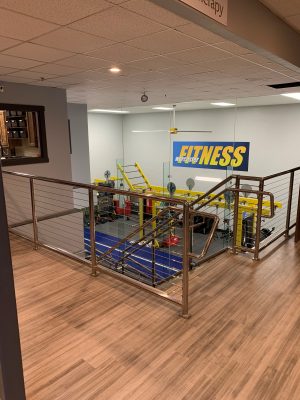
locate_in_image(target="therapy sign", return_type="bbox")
[179,0,228,25]
[173,141,250,171]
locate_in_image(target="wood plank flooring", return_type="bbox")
[10,235,300,400]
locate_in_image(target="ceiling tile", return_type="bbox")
[8,70,57,80]
[0,36,21,51]
[167,46,231,64]
[86,44,155,63]
[0,54,42,69]
[126,56,186,72]
[214,41,253,56]
[30,80,65,87]
[3,43,74,62]
[29,63,85,75]
[63,70,105,81]
[0,75,35,84]
[69,6,166,41]
[58,54,112,69]
[126,30,203,54]
[0,67,19,75]
[176,24,224,44]
[45,75,83,85]
[128,70,168,83]
[121,0,189,27]
[32,28,115,53]
[0,0,112,25]
[162,63,219,77]
[0,8,58,40]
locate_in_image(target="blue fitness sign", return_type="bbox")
[173,141,250,171]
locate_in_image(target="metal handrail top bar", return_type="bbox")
[189,175,233,207]
[2,171,186,205]
[3,165,300,207]
[262,166,300,181]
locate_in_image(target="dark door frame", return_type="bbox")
[0,162,26,400]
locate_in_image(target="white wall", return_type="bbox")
[68,103,91,183]
[88,113,123,182]
[1,81,72,180]
[86,103,300,193]
[122,104,300,191]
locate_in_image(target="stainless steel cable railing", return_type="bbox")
[3,166,300,317]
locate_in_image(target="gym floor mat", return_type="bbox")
[84,228,183,286]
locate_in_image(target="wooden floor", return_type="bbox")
[11,235,300,400]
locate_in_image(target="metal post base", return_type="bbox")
[179,312,191,319]
[90,268,99,277]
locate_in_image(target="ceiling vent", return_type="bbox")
[268,82,300,89]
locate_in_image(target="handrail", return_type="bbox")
[3,170,186,205]
[188,211,220,260]
[230,188,275,219]
[189,175,233,208]
[263,166,300,181]
[5,165,300,188]
[98,206,181,260]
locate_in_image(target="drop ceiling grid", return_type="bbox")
[0,0,298,107]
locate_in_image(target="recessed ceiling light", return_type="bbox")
[89,109,129,114]
[195,176,222,183]
[280,93,300,100]
[152,106,174,111]
[109,67,121,73]
[211,102,236,107]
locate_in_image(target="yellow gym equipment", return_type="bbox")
[95,162,282,249]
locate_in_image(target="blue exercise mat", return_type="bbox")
[84,228,183,285]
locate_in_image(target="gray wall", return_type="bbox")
[68,103,91,183]
[1,81,72,180]
[1,82,84,255]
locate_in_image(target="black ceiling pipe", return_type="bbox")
[0,162,26,400]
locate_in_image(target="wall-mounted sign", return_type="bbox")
[179,0,228,26]
[173,141,250,171]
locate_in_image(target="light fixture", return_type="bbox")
[280,93,300,100]
[211,102,236,107]
[89,109,129,114]
[195,176,222,183]
[109,67,121,73]
[152,106,173,111]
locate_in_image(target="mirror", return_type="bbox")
[0,103,48,166]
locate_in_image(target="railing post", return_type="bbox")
[30,177,39,250]
[232,176,240,253]
[88,188,98,277]
[253,179,264,261]
[295,186,300,243]
[285,171,294,237]
[181,202,190,319]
